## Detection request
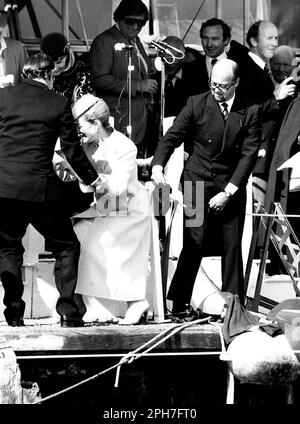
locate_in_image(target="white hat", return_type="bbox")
[72,94,101,120]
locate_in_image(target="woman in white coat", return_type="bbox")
[71,94,151,324]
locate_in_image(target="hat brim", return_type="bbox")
[72,96,99,120]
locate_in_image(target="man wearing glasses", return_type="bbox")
[90,0,157,158]
[151,59,261,318]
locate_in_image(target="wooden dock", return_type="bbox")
[0,319,222,357]
[1,319,300,409]
[0,319,230,407]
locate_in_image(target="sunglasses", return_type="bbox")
[124,18,146,28]
[54,43,70,63]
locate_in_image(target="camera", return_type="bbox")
[287,77,300,97]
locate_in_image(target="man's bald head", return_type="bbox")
[211,58,239,82]
[210,59,239,102]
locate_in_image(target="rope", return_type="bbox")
[210,321,229,361]
[17,351,223,360]
[114,317,211,387]
[33,317,211,404]
[182,0,207,41]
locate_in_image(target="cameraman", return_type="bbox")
[270,45,298,135]
[270,45,297,87]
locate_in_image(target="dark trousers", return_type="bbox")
[0,197,86,320]
[167,175,246,308]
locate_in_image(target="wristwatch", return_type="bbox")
[223,191,232,199]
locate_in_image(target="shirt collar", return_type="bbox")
[205,51,227,67]
[218,93,235,113]
[248,51,266,70]
[175,68,182,79]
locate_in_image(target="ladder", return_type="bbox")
[245,202,300,312]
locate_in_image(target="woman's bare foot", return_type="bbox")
[118,299,150,325]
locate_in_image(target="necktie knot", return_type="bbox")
[221,102,229,120]
[165,76,174,90]
[211,58,217,67]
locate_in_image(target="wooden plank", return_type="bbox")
[0,323,222,355]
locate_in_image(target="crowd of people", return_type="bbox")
[0,0,299,326]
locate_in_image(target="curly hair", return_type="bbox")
[22,53,54,80]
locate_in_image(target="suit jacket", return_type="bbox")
[164,57,211,118]
[229,40,278,174]
[2,37,27,85]
[0,79,98,202]
[152,91,261,192]
[264,96,300,214]
[182,55,211,95]
[90,25,152,146]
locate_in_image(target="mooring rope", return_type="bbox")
[33,317,212,404]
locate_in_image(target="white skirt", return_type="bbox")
[74,212,151,301]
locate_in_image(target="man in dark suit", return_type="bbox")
[264,97,300,274]
[229,21,295,203]
[151,59,261,315]
[0,53,99,327]
[270,45,298,135]
[181,18,232,96]
[162,36,189,118]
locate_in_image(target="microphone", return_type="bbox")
[114,43,134,52]
[142,35,173,56]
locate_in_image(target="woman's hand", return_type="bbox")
[151,165,167,185]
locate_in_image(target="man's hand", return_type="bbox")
[208,191,230,213]
[274,76,296,100]
[151,165,167,185]
[139,79,158,95]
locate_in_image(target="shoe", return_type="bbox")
[118,299,150,325]
[4,300,25,326]
[6,317,25,327]
[4,307,25,327]
[60,315,85,328]
[172,301,190,314]
[170,304,199,323]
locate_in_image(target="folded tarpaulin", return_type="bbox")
[221,292,282,345]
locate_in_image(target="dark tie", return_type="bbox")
[221,102,229,120]
[211,58,217,67]
[165,76,174,91]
